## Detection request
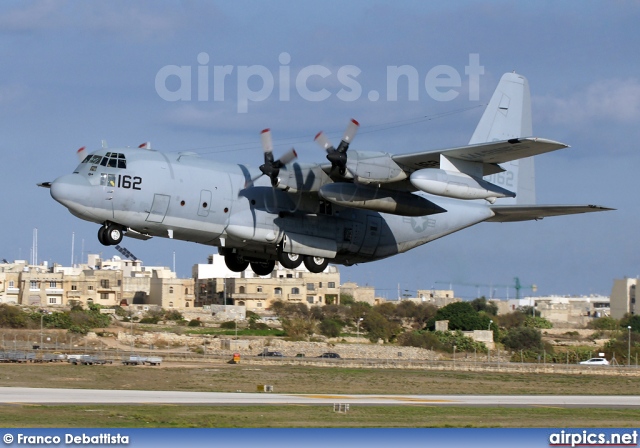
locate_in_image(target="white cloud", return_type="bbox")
[537,78,640,126]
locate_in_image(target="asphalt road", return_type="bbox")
[1,387,638,407]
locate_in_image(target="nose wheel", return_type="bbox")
[98,223,124,246]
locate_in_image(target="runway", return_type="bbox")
[1,387,638,407]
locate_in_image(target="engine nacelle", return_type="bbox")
[410,169,515,201]
[346,151,407,184]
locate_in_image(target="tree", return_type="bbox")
[362,310,401,343]
[339,294,355,306]
[621,314,640,333]
[470,297,498,315]
[348,301,372,322]
[429,301,489,331]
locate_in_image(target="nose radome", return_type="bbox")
[50,173,91,208]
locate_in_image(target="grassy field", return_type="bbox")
[0,362,638,427]
[1,405,639,428]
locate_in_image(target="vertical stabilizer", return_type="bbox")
[472,73,535,205]
[470,72,532,144]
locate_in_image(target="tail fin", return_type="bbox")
[471,72,535,205]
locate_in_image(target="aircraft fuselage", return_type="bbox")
[50,147,493,270]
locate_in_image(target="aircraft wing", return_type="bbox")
[486,204,615,223]
[391,137,568,174]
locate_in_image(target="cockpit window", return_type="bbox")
[82,152,127,169]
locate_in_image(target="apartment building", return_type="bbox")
[193,255,340,311]
[0,255,194,309]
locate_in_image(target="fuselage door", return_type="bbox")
[146,194,171,223]
[360,215,382,256]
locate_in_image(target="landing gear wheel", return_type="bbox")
[250,259,276,276]
[104,224,124,245]
[303,255,329,273]
[277,249,302,269]
[224,253,249,272]
[97,226,109,246]
[98,224,123,246]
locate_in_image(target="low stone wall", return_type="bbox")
[115,331,441,360]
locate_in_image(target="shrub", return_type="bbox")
[501,327,543,351]
[588,316,619,331]
[220,321,237,329]
[164,309,184,321]
[139,317,160,324]
[319,319,342,338]
[187,319,202,327]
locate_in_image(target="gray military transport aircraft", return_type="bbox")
[40,73,612,275]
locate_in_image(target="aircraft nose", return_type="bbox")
[50,173,91,208]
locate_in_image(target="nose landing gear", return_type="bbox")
[98,223,124,246]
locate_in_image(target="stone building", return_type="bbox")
[0,255,193,309]
[193,254,340,312]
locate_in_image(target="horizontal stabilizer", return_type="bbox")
[392,137,568,175]
[486,205,614,223]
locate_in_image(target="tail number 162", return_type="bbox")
[118,175,142,190]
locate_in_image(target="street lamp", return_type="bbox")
[628,326,632,367]
[488,320,493,331]
[40,314,44,349]
[356,317,363,338]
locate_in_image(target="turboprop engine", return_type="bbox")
[409,169,515,203]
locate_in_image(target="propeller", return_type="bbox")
[248,128,297,187]
[314,118,359,176]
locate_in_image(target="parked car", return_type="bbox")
[257,351,284,357]
[579,357,610,366]
[318,352,341,359]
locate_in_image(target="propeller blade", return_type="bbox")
[244,172,264,188]
[76,146,87,161]
[314,131,335,153]
[260,128,273,153]
[277,148,297,166]
[336,118,359,153]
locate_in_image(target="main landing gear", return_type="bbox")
[224,252,328,275]
[302,255,329,273]
[98,223,124,246]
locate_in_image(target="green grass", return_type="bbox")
[0,405,638,428]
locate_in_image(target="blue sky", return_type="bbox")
[1,1,639,299]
